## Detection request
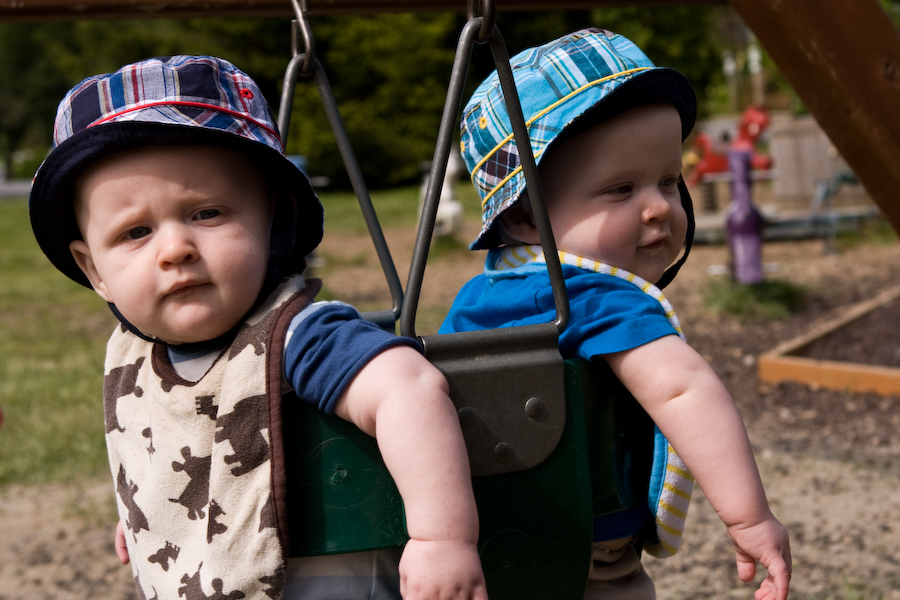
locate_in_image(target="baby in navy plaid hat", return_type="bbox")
[442,28,791,599]
[30,56,486,600]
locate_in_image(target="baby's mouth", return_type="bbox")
[166,281,204,296]
[641,237,669,251]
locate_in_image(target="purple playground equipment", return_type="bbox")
[724,106,771,285]
[726,148,765,284]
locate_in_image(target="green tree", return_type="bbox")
[0,18,292,180]
[282,12,459,188]
[0,24,72,178]
[0,9,753,188]
[588,6,726,117]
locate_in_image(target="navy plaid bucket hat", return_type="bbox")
[461,28,697,250]
[30,55,323,288]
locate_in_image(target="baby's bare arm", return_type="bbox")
[605,335,791,600]
[335,345,487,600]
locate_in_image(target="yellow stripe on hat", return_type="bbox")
[473,67,652,206]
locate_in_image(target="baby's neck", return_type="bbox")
[167,342,225,382]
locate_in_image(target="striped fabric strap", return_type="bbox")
[497,245,686,341]
[646,441,694,558]
[496,244,694,558]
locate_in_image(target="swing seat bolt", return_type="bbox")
[525,397,545,418]
[458,406,475,428]
[494,442,513,463]
[330,466,348,485]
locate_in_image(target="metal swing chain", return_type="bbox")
[401,0,569,339]
[278,0,404,330]
[466,0,495,44]
[290,0,316,77]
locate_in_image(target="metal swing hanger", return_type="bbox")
[400,0,571,477]
[278,0,404,331]
[401,0,570,340]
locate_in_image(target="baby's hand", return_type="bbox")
[399,538,488,600]
[114,521,130,565]
[726,513,791,600]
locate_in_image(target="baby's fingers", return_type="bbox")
[754,574,788,600]
[748,557,790,600]
[114,521,130,565]
[766,557,791,600]
[735,549,757,583]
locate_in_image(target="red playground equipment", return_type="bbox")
[686,105,772,188]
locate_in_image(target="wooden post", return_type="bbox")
[730,0,900,234]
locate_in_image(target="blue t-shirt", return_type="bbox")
[441,260,679,360]
[170,300,417,414]
[441,253,680,541]
[282,300,417,413]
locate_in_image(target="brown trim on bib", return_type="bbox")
[266,278,322,561]
[151,343,228,390]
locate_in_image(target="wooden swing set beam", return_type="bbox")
[0,0,726,20]
[3,0,900,235]
[729,0,900,236]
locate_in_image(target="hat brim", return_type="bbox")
[545,67,696,152]
[30,121,323,288]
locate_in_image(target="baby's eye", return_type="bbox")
[126,226,151,240]
[196,209,221,220]
[660,176,679,191]
[605,184,632,196]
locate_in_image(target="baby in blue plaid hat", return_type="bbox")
[30,56,486,600]
[442,28,791,600]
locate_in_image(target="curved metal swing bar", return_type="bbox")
[401,0,569,339]
[278,0,404,330]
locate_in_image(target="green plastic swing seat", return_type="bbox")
[284,328,654,600]
[276,6,654,597]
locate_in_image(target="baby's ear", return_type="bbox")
[498,196,541,245]
[69,240,112,302]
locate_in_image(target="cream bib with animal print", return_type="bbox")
[103,275,320,600]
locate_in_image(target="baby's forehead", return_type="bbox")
[73,144,269,217]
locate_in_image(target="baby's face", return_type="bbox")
[540,103,687,283]
[69,145,273,343]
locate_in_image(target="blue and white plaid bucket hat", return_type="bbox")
[462,28,697,250]
[30,55,323,288]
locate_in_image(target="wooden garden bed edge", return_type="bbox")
[758,283,900,396]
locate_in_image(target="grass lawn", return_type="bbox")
[0,184,473,487]
[0,199,115,485]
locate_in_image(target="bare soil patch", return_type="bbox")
[803,295,900,368]
[3,227,900,599]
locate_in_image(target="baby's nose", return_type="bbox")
[157,227,198,266]
[643,190,673,222]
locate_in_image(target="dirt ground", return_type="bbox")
[2,221,900,600]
